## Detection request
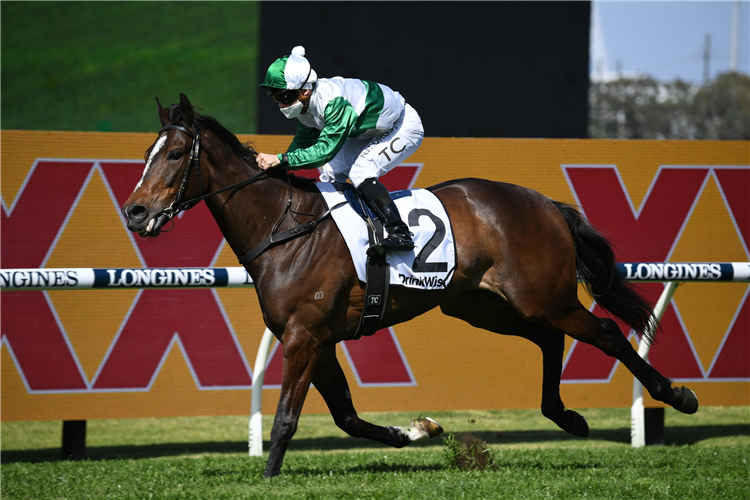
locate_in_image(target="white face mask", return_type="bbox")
[280,100,304,119]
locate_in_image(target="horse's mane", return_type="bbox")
[165,103,318,190]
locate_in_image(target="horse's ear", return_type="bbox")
[179,93,194,128]
[156,97,170,127]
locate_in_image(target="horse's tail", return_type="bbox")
[551,200,655,340]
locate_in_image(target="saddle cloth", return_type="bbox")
[317,182,456,290]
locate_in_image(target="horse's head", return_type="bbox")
[123,94,203,237]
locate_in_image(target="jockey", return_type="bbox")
[256,46,424,256]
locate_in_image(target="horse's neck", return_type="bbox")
[203,153,319,269]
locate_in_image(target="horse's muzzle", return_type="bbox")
[123,204,170,237]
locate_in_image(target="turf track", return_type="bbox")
[2,407,748,499]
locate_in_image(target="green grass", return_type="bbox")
[2,408,749,499]
[1,1,259,133]
[2,447,748,500]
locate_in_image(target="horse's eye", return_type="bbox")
[168,151,183,161]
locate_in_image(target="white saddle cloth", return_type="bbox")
[317,182,456,290]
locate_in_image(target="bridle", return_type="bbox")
[156,124,267,222]
[153,124,344,264]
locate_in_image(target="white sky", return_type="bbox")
[590,0,749,83]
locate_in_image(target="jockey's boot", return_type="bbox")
[358,178,414,257]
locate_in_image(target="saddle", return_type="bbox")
[339,182,412,220]
[240,180,456,341]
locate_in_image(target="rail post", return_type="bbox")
[630,281,679,447]
[248,328,275,457]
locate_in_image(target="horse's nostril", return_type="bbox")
[128,204,148,223]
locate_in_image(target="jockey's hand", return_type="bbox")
[257,153,281,170]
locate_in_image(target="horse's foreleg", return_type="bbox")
[548,307,698,414]
[264,329,321,478]
[312,344,442,446]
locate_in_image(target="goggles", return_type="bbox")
[269,89,300,105]
[266,64,312,105]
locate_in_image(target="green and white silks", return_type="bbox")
[261,45,424,187]
[287,77,424,187]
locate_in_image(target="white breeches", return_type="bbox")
[319,104,424,188]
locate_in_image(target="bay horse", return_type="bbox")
[122,94,698,478]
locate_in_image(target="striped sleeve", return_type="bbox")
[286,97,358,170]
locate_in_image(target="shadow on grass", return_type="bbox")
[2,424,747,464]
[0,440,250,464]
[281,461,445,476]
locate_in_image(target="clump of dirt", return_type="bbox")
[442,433,497,471]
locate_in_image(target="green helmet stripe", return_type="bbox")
[260,56,289,89]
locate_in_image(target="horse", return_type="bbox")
[122,94,698,478]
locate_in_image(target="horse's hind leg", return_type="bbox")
[533,330,589,436]
[440,290,589,437]
[546,306,698,414]
[311,344,442,447]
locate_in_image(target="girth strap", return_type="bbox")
[351,218,390,340]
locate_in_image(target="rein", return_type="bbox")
[156,124,344,264]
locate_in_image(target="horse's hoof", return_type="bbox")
[567,411,589,437]
[408,417,444,441]
[675,387,699,414]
